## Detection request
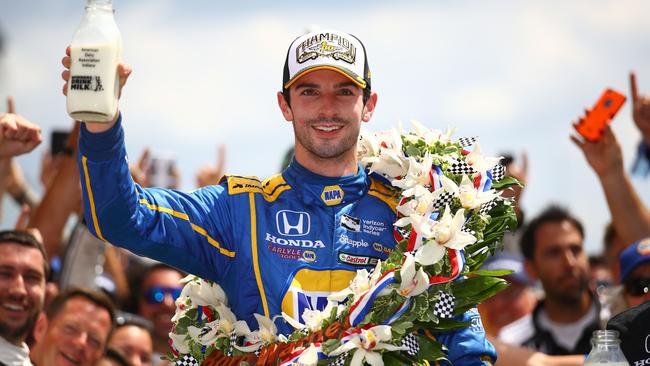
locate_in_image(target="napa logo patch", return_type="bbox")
[302,250,317,262]
[321,185,344,206]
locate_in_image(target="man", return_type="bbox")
[605,237,650,365]
[135,264,182,365]
[30,288,114,366]
[62,29,496,364]
[618,237,650,308]
[519,206,599,355]
[0,230,47,366]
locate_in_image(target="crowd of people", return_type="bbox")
[0,28,649,366]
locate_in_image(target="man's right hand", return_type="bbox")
[0,97,42,158]
[61,46,132,132]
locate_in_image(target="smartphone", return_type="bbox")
[573,88,626,142]
[147,152,177,188]
[51,130,72,155]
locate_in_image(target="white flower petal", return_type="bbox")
[297,344,319,366]
[415,242,446,265]
[364,351,385,366]
[350,348,367,366]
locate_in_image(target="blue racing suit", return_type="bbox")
[77,115,496,365]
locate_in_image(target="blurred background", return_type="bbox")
[1,0,649,253]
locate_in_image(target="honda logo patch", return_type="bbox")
[276,210,310,236]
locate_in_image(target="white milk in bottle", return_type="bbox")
[67,0,122,122]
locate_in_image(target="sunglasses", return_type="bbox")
[624,277,650,297]
[143,286,183,304]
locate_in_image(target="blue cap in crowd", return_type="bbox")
[619,237,650,283]
[483,252,534,286]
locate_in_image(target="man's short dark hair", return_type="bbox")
[282,86,372,109]
[46,287,116,329]
[0,230,49,277]
[519,205,584,261]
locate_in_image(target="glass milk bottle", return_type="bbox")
[67,0,122,122]
[584,330,630,365]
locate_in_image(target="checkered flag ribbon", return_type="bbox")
[447,160,476,176]
[433,291,455,319]
[176,355,199,366]
[432,191,455,210]
[491,164,505,182]
[478,199,498,216]
[329,352,348,366]
[457,136,477,148]
[226,331,238,356]
[400,333,420,356]
[461,226,476,236]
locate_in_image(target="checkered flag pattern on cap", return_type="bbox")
[400,333,420,356]
[491,164,505,182]
[457,136,477,148]
[433,291,455,319]
[432,191,455,210]
[447,160,476,176]
[479,199,498,216]
[176,355,199,366]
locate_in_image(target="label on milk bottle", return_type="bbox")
[67,44,119,121]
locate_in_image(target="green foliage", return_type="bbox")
[450,276,509,313]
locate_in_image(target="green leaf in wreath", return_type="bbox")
[321,338,342,355]
[490,176,522,190]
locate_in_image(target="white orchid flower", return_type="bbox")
[329,325,406,366]
[391,154,433,191]
[457,175,499,209]
[187,319,220,346]
[465,144,501,173]
[362,149,408,178]
[395,188,444,229]
[396,253,430,297]
[282,301,345,333]
[410,120,455,145]
[168,331,190,354]
[358,131,381,161]
[413,206,476,266]
[328,264,378,303]
[297,344,319,366]
[177,277,227,308]
[254,313,278,344]
[215,303,250,336]
[233,314,279,353]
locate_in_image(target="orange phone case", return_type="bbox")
[573,88,626,142]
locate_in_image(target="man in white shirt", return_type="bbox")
[519,206,600,355]
[0,230,48,366]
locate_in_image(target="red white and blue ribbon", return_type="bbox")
[348,270,397,327]
[474,169,494,193]
[428,249,465,285]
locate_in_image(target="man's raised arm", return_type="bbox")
[61,47,236,283]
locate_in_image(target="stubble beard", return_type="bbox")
[294,117,360,160]
[546,276,590,306]
[0,310,39,345]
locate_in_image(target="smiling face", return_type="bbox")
[37,296,112,366]
[138,268,183,347]
[278,69,377,175]
[0,243,46,345]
